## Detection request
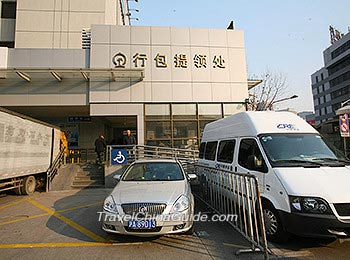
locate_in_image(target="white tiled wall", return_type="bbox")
[90,25,249,103]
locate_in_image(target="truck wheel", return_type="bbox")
[263,202,289,243]
[21,176,36,195]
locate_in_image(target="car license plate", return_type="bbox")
[128,219,156,229]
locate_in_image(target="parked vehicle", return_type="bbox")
[102,159,196,236]
[0,107,62,194]
[199,111,350,242]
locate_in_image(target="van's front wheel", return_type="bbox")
[263,202,289,243]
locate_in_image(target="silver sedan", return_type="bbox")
[101,159,196,237]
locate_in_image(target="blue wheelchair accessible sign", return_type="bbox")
[111,149,127,165]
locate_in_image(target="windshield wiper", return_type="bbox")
[312,158,350,164]
[273,159,323,167]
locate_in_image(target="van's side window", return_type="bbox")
[238,139,268,173]
[204,141,217,161]
[217,140,235,163]
[199,142,206,159]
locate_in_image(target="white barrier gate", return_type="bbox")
[195,165,269,259]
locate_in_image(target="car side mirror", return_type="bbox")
[247,155,261,168]
[113,174,122,181]
[247,155,268,173]
[188,173,197,181]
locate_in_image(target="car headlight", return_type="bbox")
[289,196,332,214]
[171,195,190,213]
[103,195,118,213]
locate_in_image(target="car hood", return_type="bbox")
[274,166,350,203]
[111,181,186,204]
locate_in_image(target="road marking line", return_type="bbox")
[0,242,143,249]
[27,198,106,243]
[0,213,49,226]
[0,201,103,226]
[56,201,103,214]
[0,199,27,211]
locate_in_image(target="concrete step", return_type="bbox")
[71,184,105,189]
[77,170,103,175]
[74,176,103,181]
[76,173,103,178]
[72,180,104,186]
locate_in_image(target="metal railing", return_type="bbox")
[66,148,96,163]
[195,165,269,259]
[46,149,66,191]
[106,145,199,166]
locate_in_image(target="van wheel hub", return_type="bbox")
[264,209,278,235]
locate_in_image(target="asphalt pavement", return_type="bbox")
[0,189,349,260]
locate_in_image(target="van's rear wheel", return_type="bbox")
[263,202,289,243]
[21,176,36,195]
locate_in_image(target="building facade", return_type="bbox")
[311,31,350,124]
[0,0,250,151]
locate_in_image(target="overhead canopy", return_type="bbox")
[247,79,262,90]
[336,105,350,115]
[0,68,144,83]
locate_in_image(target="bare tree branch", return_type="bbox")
[248,69,289,111]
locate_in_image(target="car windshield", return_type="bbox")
[122,162,184,181]
[259,133,349,167]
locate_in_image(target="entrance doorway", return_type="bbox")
[104,116,137,145]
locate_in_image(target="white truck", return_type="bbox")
[0,107,62,195]
[199,111,350,242]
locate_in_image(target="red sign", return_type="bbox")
[307,119,316,125]
[339,114,350,137]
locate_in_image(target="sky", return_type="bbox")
[128,0,350,112]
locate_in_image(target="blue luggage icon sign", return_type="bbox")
[111,149,127,165]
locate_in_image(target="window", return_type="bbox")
[198,104,222,120]
[331,40,350,59]
[217,140,235,163]
[318,85,323,94]
[328,55,350,75]
[204,141,217,161]
[321,73,324,81]
[316,76,319,83]
[145,121,171,139]
[144,103,244,149]
[199,142,206,159]
[1,1,16,19]
[172,104,196,120]
[326,106,332,114]
[332,103,341,111]
[223,104,245,116]
[331,85,350,99]
[173,121,197,138]
[238,139,267,173]
[145,104,170,120]
[330,71,350,87]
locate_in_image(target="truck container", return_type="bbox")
[0,107,62,194]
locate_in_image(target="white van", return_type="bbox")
[198,111,350,242]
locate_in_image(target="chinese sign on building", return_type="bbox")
[112,52,225,69]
